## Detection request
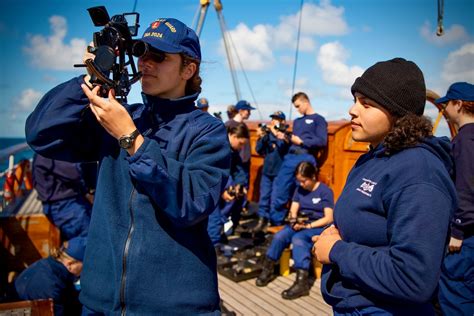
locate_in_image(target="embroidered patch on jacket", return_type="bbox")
[305,119,314,124]
[312,197,321,204]
[356,178,377,197]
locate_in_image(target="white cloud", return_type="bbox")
[441,43,474,82]
[280,55,295,65]
[23,15,87,70]
[283,1,349,37]
[222,23,275,71]
[317,41,364,87]
[277,77,310,98]
[16,89,43,111]
[420,21,470,46]
[221,0,348,70]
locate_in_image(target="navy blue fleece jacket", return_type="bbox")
[289,113,327,154]
[321,137,457,313]
[25,76,230,315]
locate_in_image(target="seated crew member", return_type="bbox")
[208,123,249,246]
[253,111,290,231]
[256,161,334,300]
[196,97,209,112]
[270,92,328,225]
[436,82,474,316]
[14,237,87,316]
[32,153,96,240]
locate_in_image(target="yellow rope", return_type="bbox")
[432,109,444,134]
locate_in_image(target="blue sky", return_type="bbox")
[0,0,473,138]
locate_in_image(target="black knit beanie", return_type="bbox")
[351,58,426,116]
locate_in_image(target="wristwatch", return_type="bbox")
[118,129,140,149]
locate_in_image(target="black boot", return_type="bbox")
[281,269,310,300]
[255,257,276,287]
[252,217,268,233]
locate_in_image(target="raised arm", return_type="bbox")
[25,76,103,162]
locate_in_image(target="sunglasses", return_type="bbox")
[143,50,166,63]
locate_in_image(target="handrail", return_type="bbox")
[0,142,30,163]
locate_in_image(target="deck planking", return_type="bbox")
[218,272,332,315]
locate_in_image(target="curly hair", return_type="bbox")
[180,54,202,95]
[383,114,433,155]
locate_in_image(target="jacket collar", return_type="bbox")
[142,92,199,124]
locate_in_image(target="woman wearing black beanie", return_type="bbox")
[313,58,457,315]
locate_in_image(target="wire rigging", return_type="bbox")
[226,23,263,119]
[289,0,304,120]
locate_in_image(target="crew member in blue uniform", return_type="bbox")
[225,100,255,179]
[313,58,457,315]
[436,82,474,316]
[270,92,327,225]
[25,18,230,315]
[253,111,290,231]
[15,237,87,316]
[208,124,249,246]
[196,97,209,112]
[32,153,96,240]
[256,161,333,300]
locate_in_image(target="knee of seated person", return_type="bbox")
[291,236,305,248]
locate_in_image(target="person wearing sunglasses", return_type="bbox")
[25,18,230,315]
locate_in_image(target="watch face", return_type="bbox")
[118,129,139,149]
[119,137,132,149]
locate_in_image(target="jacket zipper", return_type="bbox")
[120,188,136,316]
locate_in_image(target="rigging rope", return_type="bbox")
[226,28,263,119]
[132,0,138,12]
[289,0,304,120]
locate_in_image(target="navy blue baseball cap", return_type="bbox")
[435,82,474,104]
[137,18,201,60]
[270,111,286,120]
[235,100,255,110]
[196,98,209,109]
[65,237,87,262]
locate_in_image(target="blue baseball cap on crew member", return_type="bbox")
[235,100,255,111]
[435,82,474,104]
[270,111,286,120]
[196,98,209,109]
[64,237,87,262]
[137,18,201,60]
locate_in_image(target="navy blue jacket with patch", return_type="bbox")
[321,137,457,313]
[289,113,327,154]
[25,76,230,315]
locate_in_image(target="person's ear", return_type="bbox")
[64,259,74,273]
[453,100,463,113]
[181,62,197,80]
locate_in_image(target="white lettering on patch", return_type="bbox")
[356,178,377,197]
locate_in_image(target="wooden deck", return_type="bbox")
[218,273,332,315]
